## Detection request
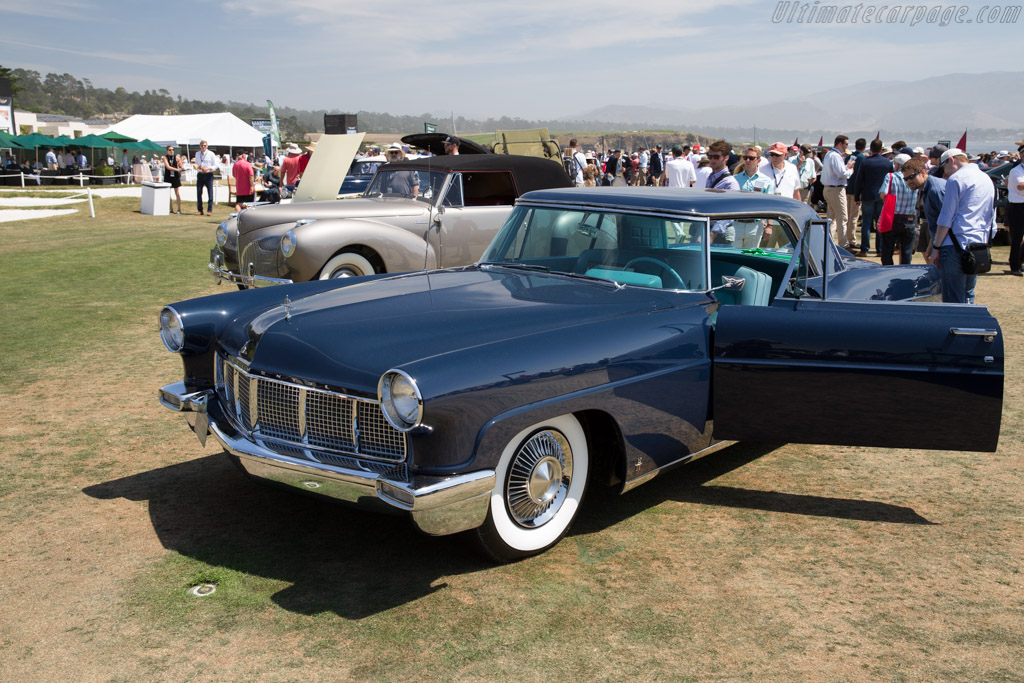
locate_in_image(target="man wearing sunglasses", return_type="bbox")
[901,157,946,258]
[734,147,772,248]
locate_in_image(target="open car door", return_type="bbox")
[712,221,1003,452]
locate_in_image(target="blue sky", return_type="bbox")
[0,0,1020,119]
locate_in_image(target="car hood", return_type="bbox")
[237,197,427,235]
[222,267,675,394]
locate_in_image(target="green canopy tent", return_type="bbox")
[11,132,55,164]
[71,134,127,168]
[101,131,138,143]
[134,138,166,152]
[0,131,29,149]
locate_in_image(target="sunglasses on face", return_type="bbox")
[708,154,723,159]
[769,152,783,157]
[744,156,758,161]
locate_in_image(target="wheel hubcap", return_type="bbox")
[506,429,573,528]
[331,267,361,278]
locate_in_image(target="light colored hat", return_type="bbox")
[893,153,911,167]
[386,142,406,159]
[304,141,317,152]
[913,146,925,155]
[940,148,966,165]
[285,143,302,155]
[768,142,788,155]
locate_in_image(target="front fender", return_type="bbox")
[288,217,438,279]
[166,277,391,390]
[403,301,712,475]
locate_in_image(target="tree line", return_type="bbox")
[0,65,646,140]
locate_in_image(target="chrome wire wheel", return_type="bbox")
[474,414,589,562]
[506,429,573,528]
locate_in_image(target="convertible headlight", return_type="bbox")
[281,230,297,258]
[215,223,228,246]
[159,306,185,353]
[378,370,423,432]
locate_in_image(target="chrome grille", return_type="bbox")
[257,381,302,441]
[306,391,356,452]
[239,236,285,278]
[216,354,407,463]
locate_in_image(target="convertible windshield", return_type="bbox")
[481,205,710,291]
[365,169,448,203]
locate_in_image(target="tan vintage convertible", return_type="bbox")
[212,154,571,287]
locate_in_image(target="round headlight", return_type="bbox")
[159,306,185,353]
[215,223,228,246]
[378,370,423,432]
[281,230,297,258]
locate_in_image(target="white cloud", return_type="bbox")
[0,0,95,20]
[0,39,179,69]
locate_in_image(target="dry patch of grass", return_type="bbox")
[0,203,1022,680]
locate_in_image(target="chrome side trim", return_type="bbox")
[621,439,738,493]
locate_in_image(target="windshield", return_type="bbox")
[481,205,709,291]
[365,169,448,203]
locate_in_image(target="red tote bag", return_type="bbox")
[877,175,896,233]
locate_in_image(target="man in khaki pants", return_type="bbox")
[821,135,855,248]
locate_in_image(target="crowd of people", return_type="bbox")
[563,135,1023,303]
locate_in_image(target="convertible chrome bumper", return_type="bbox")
[158,382,495,536]
[209,253,293,288]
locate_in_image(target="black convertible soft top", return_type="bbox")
[383,154,572,194]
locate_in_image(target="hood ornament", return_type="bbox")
[283,295,292,320]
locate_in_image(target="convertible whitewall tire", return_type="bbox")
[319,251,375,279]
[475,414,589,562]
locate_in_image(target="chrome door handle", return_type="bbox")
[950,328,998,342]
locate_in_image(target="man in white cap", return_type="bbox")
[1005,139,1024,276]
[927,148,994,303]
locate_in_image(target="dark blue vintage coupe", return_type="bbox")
[159,188,1003,561]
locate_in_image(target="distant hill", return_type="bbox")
[571,71,1024,143]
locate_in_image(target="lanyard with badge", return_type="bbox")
[769,165,785,195]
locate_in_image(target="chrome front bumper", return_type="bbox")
[209,253,293,288]
[158,382,495,536]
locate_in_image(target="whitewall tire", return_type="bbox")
[474,414,589,562]
[319,251,375,279]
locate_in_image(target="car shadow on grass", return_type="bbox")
[83,453,492,619]
[573,441,935,538]
[83,442,933,618]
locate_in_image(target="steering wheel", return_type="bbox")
[622,256,686,289]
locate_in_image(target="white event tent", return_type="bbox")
[100,112,269,153]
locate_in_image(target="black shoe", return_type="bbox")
[1009,270,1023,277]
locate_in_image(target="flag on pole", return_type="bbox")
[956,130,967,150]
[267,100,281,148]
[818,136,823,147]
